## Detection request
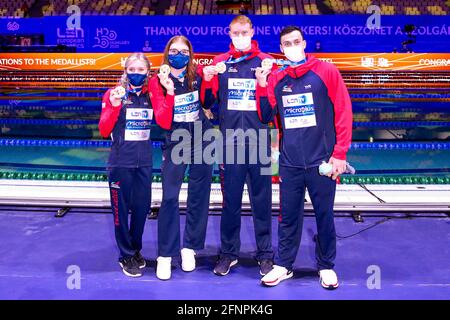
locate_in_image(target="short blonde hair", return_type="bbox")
[229,15,253,29]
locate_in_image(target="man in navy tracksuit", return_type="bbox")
[255,26,352,289]
[202,15,275,276]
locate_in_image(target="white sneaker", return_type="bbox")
[319,269,339,289]
[181,248,196,272]
[261,265,293,287]
[156,257,172,280]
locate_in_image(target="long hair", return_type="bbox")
[162,35,196,91]
[120,52,151,88]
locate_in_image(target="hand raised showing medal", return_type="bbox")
[203,65,219,81]
[255,58,273,87]
[255,67,271,88]
[159,64,171,77]
[109,85,126,107]
[261,58,274,71]
[215,62,227,74]
[158,64,175,95]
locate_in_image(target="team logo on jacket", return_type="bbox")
[129,110,150,118]
[174,91,200,122]
[282,85,293,93]
[227,78,256,111]
[110,181,120,189]
[282,92,317,129]
[228,67,238,73]
[125,108,153,141]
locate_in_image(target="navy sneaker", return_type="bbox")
[119,256,143,277]
[134,251,146,269]
[213,256,238,276]
[258,259,274,276]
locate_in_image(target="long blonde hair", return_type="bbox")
[120,52,151,88]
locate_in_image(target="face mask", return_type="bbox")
[168,53,189,69]
[232,35,252,51]
[283,45,306,63]
[127,73,147,86]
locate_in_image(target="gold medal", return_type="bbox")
[215,62,227,74]
[115,86,126,98]
[159,64,171,76]
[261,58,274,71]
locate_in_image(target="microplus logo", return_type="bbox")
[127,120,151,128]
[285,106,314,115]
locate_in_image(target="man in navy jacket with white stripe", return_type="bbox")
[201,15,275,277]
[255,26,352,289]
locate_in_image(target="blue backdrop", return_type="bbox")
[1,15,449,52]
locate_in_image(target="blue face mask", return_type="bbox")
[168,53,189,69]
[127,73,147,87]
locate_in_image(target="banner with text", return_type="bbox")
[1,15,449,53]
[1,53,450,71]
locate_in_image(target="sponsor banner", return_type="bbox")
[313,53,450,71]
[1,15,449,53]
[2,53,450,71]
[0,53,216,71]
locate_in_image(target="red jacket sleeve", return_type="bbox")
[148,75,174,130]
[256,56,280,119]
[200,54,229,106]
[196,64,214,106]
[256,75,278,124]
[315,63,353,160]
[98,88,122,138]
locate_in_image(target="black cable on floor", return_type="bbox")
[335,214,436,240]
[358,183,386,203]
[336,217,393,240]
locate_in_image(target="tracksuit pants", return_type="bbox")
[219,144,273,261]
[276,165,337,271]
[108,166,152,259]
[158,143,213,257]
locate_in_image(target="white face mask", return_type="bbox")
[232,35,252,51]
[283,45,306,63]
